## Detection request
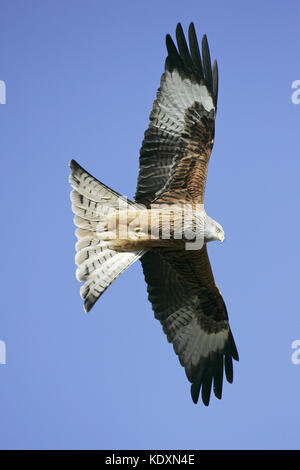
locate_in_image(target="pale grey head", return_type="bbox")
[204,214,225,243]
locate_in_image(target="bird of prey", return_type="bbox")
[69,23,239,406]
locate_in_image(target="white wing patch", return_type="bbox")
[150,70,215,135]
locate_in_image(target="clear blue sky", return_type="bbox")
[1,0,300,450]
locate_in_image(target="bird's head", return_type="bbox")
[215,222,225,243]
[204,216,225,243]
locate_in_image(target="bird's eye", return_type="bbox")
[216,227,221,233]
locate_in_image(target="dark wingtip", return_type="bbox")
[188,22,195,38]
[229,329,239,361]
[166,23,217,107]
[191,383,200,404]
[165,33,176,54]
[188,23,204,81]
[201,34,213,90]
[176,22,183,32]
[84,296,97,313]
[165,33,172,46]
[69,159,79,170]
[69,159,86,175]
[212,59,219,107]
[225,354,234,383]
[214,389,222,400]
[202,392,211,407]
[201,371,213,406]
[213,355,224,400]
[165,32,182,72]
[188,334,238,406]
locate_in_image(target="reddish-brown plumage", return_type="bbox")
[70,23,238,407]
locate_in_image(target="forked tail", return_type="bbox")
[69,160,145,312]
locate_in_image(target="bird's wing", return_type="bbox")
[135,23,218,206]
[141,246,238,406]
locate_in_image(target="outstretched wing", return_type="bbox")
[141,246,238,406]
[135,23,218,206]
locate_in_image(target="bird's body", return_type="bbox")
[95,204,223,251]
[69,23,238,406]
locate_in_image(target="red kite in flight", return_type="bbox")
[69,23,239,406]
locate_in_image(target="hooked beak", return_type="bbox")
[218,233,225,243]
